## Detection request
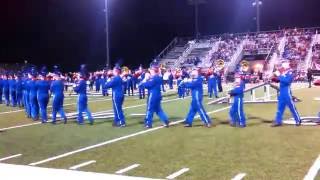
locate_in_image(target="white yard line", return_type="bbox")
[0,154,22,162]
[304,155,320,180]
[0,96,187,132]
[166,168,189,179]
[28,106,230,166]
[115,164,140,174]
[0,98,110,115]
[0,163,159,180]
[69,160,96,170]
[231,173,247,180]
[0,123,41,131]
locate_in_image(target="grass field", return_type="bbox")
[1,83,320,179]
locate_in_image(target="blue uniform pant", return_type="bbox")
[10,90,16,106]
[112,96,125,125]
[139,87,145,99]
[52,95,67,123]
[145,97,168,126]
[185,102,211,125]
[77,96,93,124]
[96,82,100,92]
[161,83,166,92]
[23,92,31,117]
[0,89,2,104]
[38,94,49,122]
[208,83,218,98]
[30,94,39,120]
[275,96,301,124]
[4,89,10,106]
[127,83,134,96]
[16,92,23,107]
[168,80,173,89]
[178,86,185,98]
[229,97,246,126]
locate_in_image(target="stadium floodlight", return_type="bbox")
[187,0,207,40]
[252,0,262,32]
[104,0,110,67]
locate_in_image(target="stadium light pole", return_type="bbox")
[104,0,110,67]
[252,0,262,32]
[187,0,207,40]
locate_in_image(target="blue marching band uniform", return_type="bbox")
[229,74,246,128]
[138,61,169,128]
[104,64,126,127]
[0,59,304,129]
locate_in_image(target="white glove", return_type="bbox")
[72,84,76,88]
[107,78,112,82]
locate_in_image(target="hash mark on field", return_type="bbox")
[304,154,320,180]
[130,114,146,116]
[69,160,96,170]
[231,173,246,180]
[166,168,189,179]
[28,106,230,166]
[115,164,140,174]
[0,154,22,162]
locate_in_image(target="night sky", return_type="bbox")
[1,0,320,71]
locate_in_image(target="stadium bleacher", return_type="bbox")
[159,27,320,76]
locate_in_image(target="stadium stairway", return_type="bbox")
[224,39,246,75]
[301,33,320,72]
[265,36,287,75]
[173,40,197,69]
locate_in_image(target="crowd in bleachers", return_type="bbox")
[244,32,281,54]
[312,43,320,70]
[210,35,243,63]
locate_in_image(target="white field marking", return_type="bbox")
[0,122,41,131]
[130,114,146,116]
[0,96,186,131]
[166,168,190,179]
[0,98,111,116]
[115,164,140,174]
[0,163,162,180]
[0,154,22,162]
[69,160,96,170]
[304,155,320,180]
[231,173,247,180]
[314,97,320,101]
[28,106,230,166]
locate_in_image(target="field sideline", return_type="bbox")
[1,83,320,179]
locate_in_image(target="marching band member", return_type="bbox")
[51,65,67,124]
[3,72,10,106]
[36,66,50,123]
[0,73,3,104]
[22,70,31,118]
[28,67,39,120]
[139,61,169,128]
[168,69,174,89]
[74,64,94,125]
[15,72,23,107]
[104,64,126,127]
[207,68,218,99]
[229,74,246,127]
[271,60,301,127]
[180,68,212,128]
[8,72,17,107]
[137,65,146,99]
